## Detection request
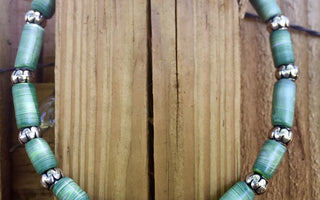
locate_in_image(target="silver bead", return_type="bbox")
[270,126,292,145]
[267,15,290,33]
[246,173,268,195]
[18,127,42,144]
[275,64,299,81]
[25,10,47,28]
[11,69,32,84]
[40,168,63,190]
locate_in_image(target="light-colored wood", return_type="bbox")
[55,0,149,199]
[241,0,320,199]
[0,0,11,199]
[152,1,241,199]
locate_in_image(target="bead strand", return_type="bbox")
[11,0,89,199]
[220,0,297,199]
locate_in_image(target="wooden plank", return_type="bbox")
[241,0,320,199]
[152,0,241,199]
[55,0,149,199]
[0,0,11,198]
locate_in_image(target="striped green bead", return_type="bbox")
[249,0,281,21]
[253,140,287,179]
[270,29,295,67]
[31,0,55,19]
[25,138,57,174]
[220,181,255,200]
[53,177,89,200]
[14,24,44,71]
[12,83,40,129]
[272,79,296,128]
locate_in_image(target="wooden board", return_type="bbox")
[0,0,11,199]
[55,0,149,199]
[241,0,320,199]
[152,1,241,199]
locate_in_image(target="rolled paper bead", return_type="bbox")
[219,181,255,200]
[31,0,55,19]
[14,24,44,71]
[272,79,296,128]
[270,29,295,67]
[25,138,57,174]
[12,83,40,129]
[53,177,90,200]
[249,0,281,21]
[253,140,287,179]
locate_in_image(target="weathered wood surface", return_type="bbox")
[241,0,320,199]
[55,0,149,199]
[151,0,241,199]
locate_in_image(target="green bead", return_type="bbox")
[249,0,281,21]
[25,138,57,174]
[220,181,255,200]
[14,24,44,71]
[12,83,40,129]
[53,177,89,200]
[270,29,295,67]
[272,79,296,128]
[253,140,287,179]
[31,0,55,19]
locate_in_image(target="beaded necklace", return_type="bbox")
[220,0,298,199]
[11,0,89,199]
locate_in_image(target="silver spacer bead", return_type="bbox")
[275,64,299,81]
[25,10,47,28]
[267,15,290,33]
[11,69,32,84]
[18,127,42,144]
[245,173,268,195]
[41,168,63,190]
[270,126,292,145]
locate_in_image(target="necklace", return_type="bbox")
[11,0,89,199]
[220,0,298,199]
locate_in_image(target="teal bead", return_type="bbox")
[220,181,255,200]
[31,0,55,19]
[253,140,287,179]
[12,83,40,129]
[14,24,44,71]
[270,29,295,67]
[25,138,57,174]
[272,79,296,128]
[53,177,89,200]
[249,0,281,21]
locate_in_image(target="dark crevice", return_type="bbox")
[146,0,155,199]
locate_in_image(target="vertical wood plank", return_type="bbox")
[152,0,241,199]
[55,0,149,199]
[0,0,11,199]
[241,0,320,199]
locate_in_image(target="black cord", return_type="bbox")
[0,62,55,73]
[245,12,320,37]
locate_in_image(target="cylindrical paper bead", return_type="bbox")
[31,0,55,19]
[272,79,296,128]
[25,138,57,174]
[53,177,89,200]
[12,83,40,129]
[14,24,44,71]
[249,0,281,21]
[270,29,295,67]
[253,140,287,179]
[220,181,255,200]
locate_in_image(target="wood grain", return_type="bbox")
[152,1,241,199]
[55,0,149,199]
[241,0,320,199]
[0,0,11,199]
